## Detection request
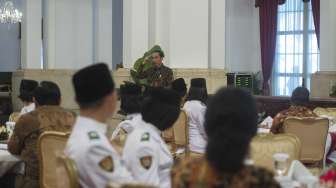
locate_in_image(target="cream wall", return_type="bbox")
[123,0,226,69]
[225,0,261,73]
[20,0,261,71]
[310,0,336,98]
[21,0,42,69]
[44,0,94,69]
[320,0,336,71]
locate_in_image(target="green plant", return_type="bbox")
[330,83,336,98]
[252,71,263,95]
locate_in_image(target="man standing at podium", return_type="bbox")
[138,50,173,88]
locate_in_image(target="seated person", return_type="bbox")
[183,78,207,154]
[66,63,133,188]
[18,79,38,115]
[171,78,187,107]
[172,88,280,188]
[271,87,317,134]
[111,83,143,145]
[123,88,181,188]
[137,49,173,87]
[8,81,76,188]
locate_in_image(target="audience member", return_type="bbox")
[8,81,75,188]
[65,63,133,188]
[123,87,181,188]
[172,87,280,188]
[111,82,143,143]
[18,79,38,115]
[183,78,208,154]
[138,49,173,87]
[171,78,187,106]
[271,86,317,134]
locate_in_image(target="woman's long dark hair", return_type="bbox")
[205,87,257,174]
[186,87,208,104]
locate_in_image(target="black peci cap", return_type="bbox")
[18,79,38,100]
[120,83,142,96]
[72,63,115,104]
[171,78,187,95]
[190,78,207,89]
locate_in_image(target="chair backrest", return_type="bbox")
[250,133,301,172]
[283,117,329,164]
[172,110,189,152]
[9,112,20,122]
[38,131,70,188]
[173,110,189,147]
[56,155,80,188]
[161,110,189,157]
[162,127,174,143]
[106,115,124,139]
[107,183,157,188]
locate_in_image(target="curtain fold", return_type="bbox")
[311,0,320,48]
[257,0,283,95]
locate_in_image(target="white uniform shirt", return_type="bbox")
[183,100,207,154]
[123,120,173,188]
[19,103,35,115]
[111,113,142,140]
[65,116,133,188]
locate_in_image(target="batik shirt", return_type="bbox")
[138,64,173,87]
[271,105,317,134]
[172,157,280,188]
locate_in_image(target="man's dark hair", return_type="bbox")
[119,83,143,114]
[141,88,180,131]
[34,81,61,106]
[152,49,165,58]
[291,87,310,106]
[205,87,257,174]
[78,98,106,110]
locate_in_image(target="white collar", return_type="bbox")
[140,120,161,136]
[126,113,141,120]
[77,116,107,134]
[187,100,206,106]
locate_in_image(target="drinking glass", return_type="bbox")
[273,153,289,177]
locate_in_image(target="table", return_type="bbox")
[0,144,22,177]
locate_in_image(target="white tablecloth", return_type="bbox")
[0,144,22,177]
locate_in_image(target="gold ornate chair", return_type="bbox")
[56,155,80,188]
[162,110,189,158]
[314,107,336,124]
[106,113,125,139]
[107,183,157,188]
[8,112,20,122]
[283,117,329,168]
[38,131,71,188]
[250,133,301,172]
[162,127,174,143]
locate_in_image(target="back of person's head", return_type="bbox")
[291,87,310,106]
[171,78,187,98]
[34,81,61,106]
[205,87,257,174]
[141,87,181,131]
[120,83,142,114]
[72,63,115,111]
[186,78,208,104]
[19,79,38,103]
